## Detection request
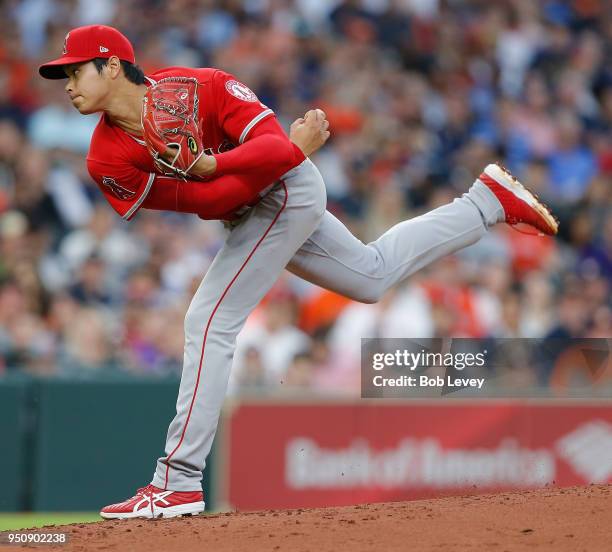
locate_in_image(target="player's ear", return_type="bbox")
[106,56,122,79]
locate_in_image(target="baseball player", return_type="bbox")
[39,25,558,519]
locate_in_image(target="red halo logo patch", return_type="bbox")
[225,80,258,102]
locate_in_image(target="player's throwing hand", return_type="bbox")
[290,109,330,157]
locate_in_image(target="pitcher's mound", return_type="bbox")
[4,485,611,551]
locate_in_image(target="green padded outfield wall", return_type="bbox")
[29,376,215,511]
[0,375,31,511]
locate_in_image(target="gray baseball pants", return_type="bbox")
[151,158,503,491]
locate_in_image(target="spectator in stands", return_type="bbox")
[0,0,608,398]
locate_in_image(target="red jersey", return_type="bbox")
[87,67,276,221]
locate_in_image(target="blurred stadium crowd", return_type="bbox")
[0,0,610,395]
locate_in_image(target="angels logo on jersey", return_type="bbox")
[102,176,136,200]
[225,80,258,103]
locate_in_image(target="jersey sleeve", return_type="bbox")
[87,158,155,221]
[213,70,275,145]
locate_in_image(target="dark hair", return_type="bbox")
[92,57,145,85]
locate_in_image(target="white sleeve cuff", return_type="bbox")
[123,173,155,221]
[239,109,274,144]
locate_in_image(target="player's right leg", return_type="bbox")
[286,163,558,304]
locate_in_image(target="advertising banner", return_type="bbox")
[225,402,612,510]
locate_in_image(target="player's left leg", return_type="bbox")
[100,159,327,520]
[286,164,557,303]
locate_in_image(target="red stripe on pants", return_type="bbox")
[163,183,289,489]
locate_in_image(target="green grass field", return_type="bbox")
[0,513,101,531]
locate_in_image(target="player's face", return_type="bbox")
[64,61,110,114]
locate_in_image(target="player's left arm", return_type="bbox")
[143,169,286,220]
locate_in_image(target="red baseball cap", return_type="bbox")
[39,25,135,79]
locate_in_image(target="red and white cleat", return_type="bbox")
[99,484,205,519]
[479,163,559,236]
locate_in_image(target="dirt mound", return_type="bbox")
[2,485,610,552]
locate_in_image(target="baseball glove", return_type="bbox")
[142,77,204,179]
